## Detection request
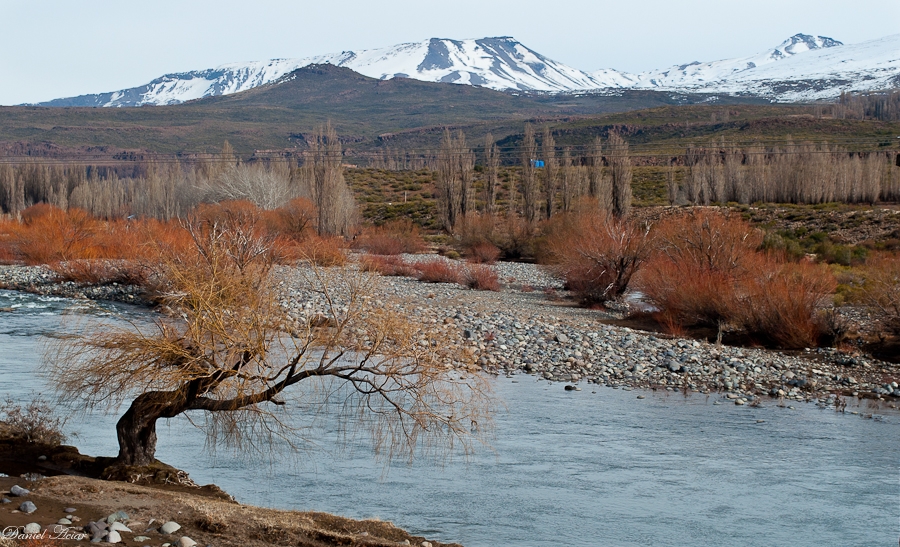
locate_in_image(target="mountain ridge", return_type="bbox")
[31,33,900,107]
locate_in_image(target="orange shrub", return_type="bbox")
[415,260,464,284]
[50,259,150,286]
[352,219,426,255]
[359,254,419,277]
[465,241,501,264]
[851,252,900,334]
[737,259,836,349]
[12,205,100,264]
[264,197,317,241]
[543,210,654,305]
[279,235,347,267]
[464,264,501,291]
[639,209,836,349]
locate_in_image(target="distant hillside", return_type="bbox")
[0,64,778,157]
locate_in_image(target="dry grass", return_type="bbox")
[0,396,66,446]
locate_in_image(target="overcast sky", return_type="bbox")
[1,0,897,105]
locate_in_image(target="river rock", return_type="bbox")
[160,521,181,534]
[134,536,151,542]
[23,523,41,534]
[9,485,30,497]
[107,510,128,523]
[555,333,569,343]
[177,537,197,547]
[64,507,77,513]
[1,498,10,503]
[58,518,72,525]
[107,530,122,544]
[109,521,132,533]
[19,501,37,514]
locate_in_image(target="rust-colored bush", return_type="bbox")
[853,252,900,334]
[465,241,501,264]
[640,210,835,348]
[359,254,419,277]
[736,259,836,349]
[280,235,347,267]
[415,260,464,284]
[352,219,426,255]
[264,197,317,241]
[464,264,501,291]
[12,205,100,265]
[640,210,763,328]
[50,259,149,286]
[543,210,654,305]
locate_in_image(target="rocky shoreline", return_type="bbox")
[2,258,899,411]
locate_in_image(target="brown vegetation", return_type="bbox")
[542,209,653,305]
[638,210,835,348]
[351,219,426,255]
[48,214,491,467]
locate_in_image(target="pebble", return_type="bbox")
[107,510,128,524]
[64,507,77,513]
[58,518,72,525]
[109,521,132,533]
[107,530,122,544]
[177,537,197,547]
[19,501,37,514]
[134,536,151,542]
[23,523,41,534]
[160,521,181,534]
[9,485,30,497]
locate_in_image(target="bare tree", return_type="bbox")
[457,131,475,220]
[541,127,558,219]
[307,123,356,236]
[49,214,491,468]
[608,132,632,218]
[520,124,539,226]
[483,133,499,216]
[436,129,462,232]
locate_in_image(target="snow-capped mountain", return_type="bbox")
[35,33,900,107]
[628,34,844,89]
[626,33,900,101]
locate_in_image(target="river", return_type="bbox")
[0,289,896,547]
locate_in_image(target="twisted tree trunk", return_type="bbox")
[115,391,186,466]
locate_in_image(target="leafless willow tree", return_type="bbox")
[483,133,499,216]
[436,129,475,232]
[520,124,539,226]
[541,127,558,219]
[607,132,632,218]
[304,123,357,236]
[49,214,492,468]
[587,137,613,213]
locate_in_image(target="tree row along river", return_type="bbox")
[0,289,896,547]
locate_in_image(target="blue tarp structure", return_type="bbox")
[531,159,545,168]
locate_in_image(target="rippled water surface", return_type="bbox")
[1,289,897,547]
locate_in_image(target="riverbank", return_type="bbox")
[0,432,455,547]
[2,258,899,408]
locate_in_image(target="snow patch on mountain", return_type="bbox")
[31,33,900,107]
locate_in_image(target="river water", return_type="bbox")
[0,289,897,547]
